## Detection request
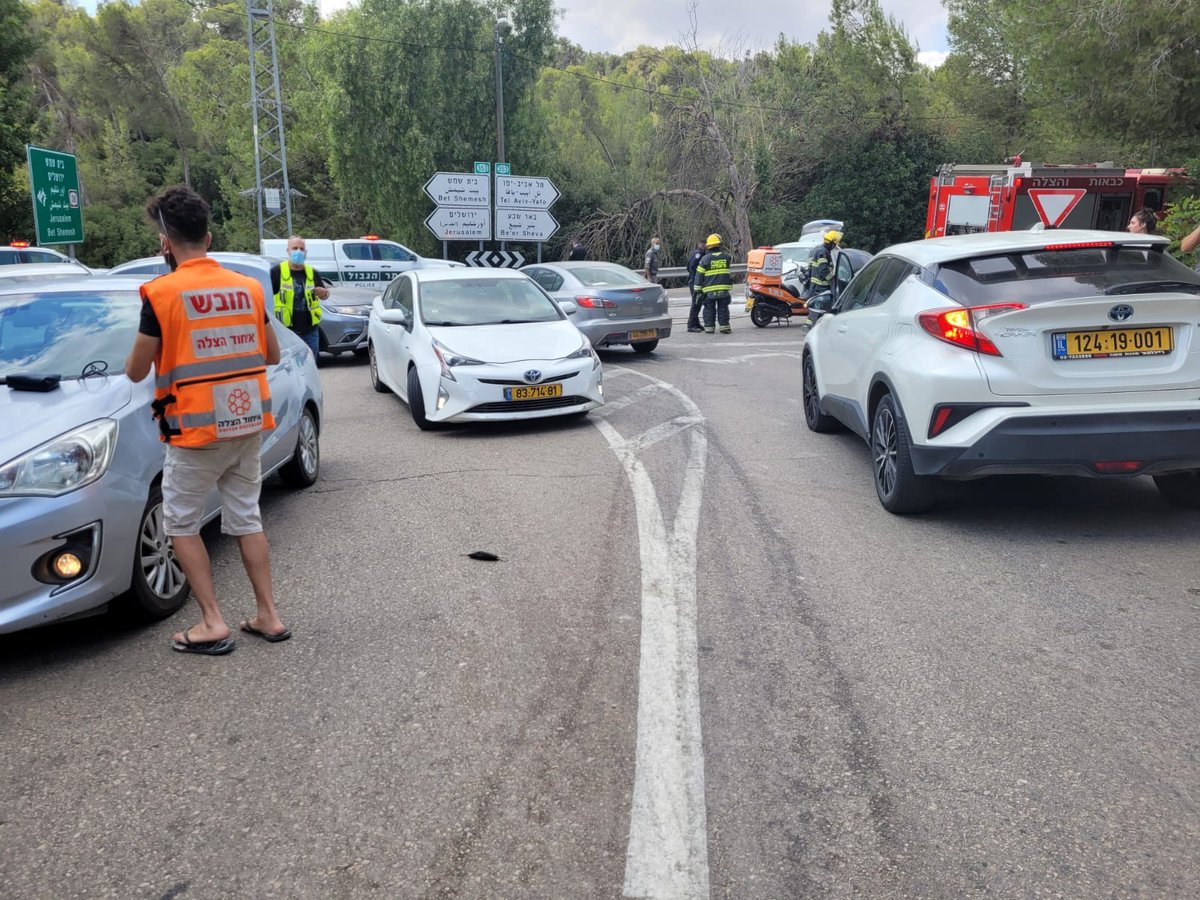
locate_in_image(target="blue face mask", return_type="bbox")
[289,249,306,265]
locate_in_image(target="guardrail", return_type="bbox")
[655,263,749,284]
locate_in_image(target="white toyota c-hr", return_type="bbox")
[801,230,1200,513]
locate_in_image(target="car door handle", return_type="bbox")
[837,325,849,333]
[344,264,356,268]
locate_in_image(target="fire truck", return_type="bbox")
[925,159,1192,238]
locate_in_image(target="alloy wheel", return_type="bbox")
[873,405,899,499]
[139,502,184,600]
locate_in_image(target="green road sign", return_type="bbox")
[26,145,84,246]
[474,161,491,175]
[494,162,512,176]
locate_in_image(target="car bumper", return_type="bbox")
[0,472,145,634]
[576,314,672,348]
[319,311,370,353]
[910,409,1200,479]
[426,361,605,423]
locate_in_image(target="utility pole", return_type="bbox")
[244,0,294,242]
[493,19,506,165]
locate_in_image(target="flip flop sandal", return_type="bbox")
[172,627,236,656]
[239,619,292,643]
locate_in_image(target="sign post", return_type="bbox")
[26,145,84,247]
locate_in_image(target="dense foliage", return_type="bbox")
[1,0,1196,267]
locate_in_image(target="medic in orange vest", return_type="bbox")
[140,261,277,446]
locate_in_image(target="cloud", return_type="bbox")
[317,0,949,56]
[917,50,950,68]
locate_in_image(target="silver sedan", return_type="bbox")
[523,261,672,354]
[0,277,323,635]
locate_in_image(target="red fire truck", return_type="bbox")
[925,159,1192,238]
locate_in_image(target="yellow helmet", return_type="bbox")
[824,229,843,244]
[706,233,722,248]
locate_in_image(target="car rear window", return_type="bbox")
[933,245,1200,305]
[571,265,643,287]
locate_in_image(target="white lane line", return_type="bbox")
[623,415,705,454]
[595,366,710,900]
[671,352,802,366]
[593,382,670,416]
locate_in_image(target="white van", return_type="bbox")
[260,235,460,289]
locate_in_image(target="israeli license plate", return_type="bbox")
[630,329,657,341]
[1051,326,1173,360]
[504,383,562,401]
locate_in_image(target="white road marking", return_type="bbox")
[593,382,669,416]
[671,352,802,366]
[594,367,711,900]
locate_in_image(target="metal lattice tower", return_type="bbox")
[245,0,293,241]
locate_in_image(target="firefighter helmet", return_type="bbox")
[706,233,722,248]
[823,229,843,244]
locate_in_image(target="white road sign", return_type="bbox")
[465,250,525,268]
[495,209,559,242]
[423,172,491,208]
[495,175,559,210]
[425,206,492,241]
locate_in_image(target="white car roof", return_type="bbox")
[0,275,146,296]
[0,262,92,278]
[884,230,1170,268]
[413,266,528,283]
[111,251,271,270]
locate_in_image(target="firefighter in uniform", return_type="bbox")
[806,229,843,294]
[270,235,327,359]
[695,233,734,334]
[126,186,290,655]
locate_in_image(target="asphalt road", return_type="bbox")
[2,317,1198,899]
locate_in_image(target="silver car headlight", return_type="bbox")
[564,341,600,370]
[0,419,118,497]
[431,338,484,381]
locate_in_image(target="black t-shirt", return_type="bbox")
[568,243,587,261]
[269,263,326,334]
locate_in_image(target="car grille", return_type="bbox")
[469,396,589,413]
[476,369,585,386]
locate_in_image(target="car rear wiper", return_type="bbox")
[1105,280,1200,296]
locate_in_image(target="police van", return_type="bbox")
[259,235,460,289]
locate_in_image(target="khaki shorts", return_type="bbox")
[162,434,264,537]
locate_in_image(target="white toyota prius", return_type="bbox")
[367,267,604,428]
[801,230,1200,513]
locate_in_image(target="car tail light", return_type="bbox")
[576,295,618,309]
[1043,241,1114,251]
[1094,461,1142,474]
[918,303,1027,356]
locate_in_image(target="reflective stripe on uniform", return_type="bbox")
[156,354,267,389]
[167,396,275,431]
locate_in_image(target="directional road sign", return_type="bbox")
[425,206,492,241]
[495,175,559,210]
[26,145,83,246]
[465,250,525,268]
[495,209,559,243]
[423,172,491,208]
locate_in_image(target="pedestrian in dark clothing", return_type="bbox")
[685,241,705,332]
[643,237,662,283]
[568,238,587,261]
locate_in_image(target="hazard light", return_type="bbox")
[1043,241,1114,251]
[362,234,380,241]
[9,240,29,248]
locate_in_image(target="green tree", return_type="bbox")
[0,0,36,240]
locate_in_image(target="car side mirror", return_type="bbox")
[378,308,410,326]
[807,291,833,314]
[559,300,579,316]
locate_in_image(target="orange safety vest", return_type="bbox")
[142,257,276,447]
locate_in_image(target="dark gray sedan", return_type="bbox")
[523,261,671,354]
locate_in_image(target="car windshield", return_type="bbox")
[418,278,563,326]
[933,245,1200,306]
[778,245,816,265]
[0,288,140,378]
[570,265,643,287]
